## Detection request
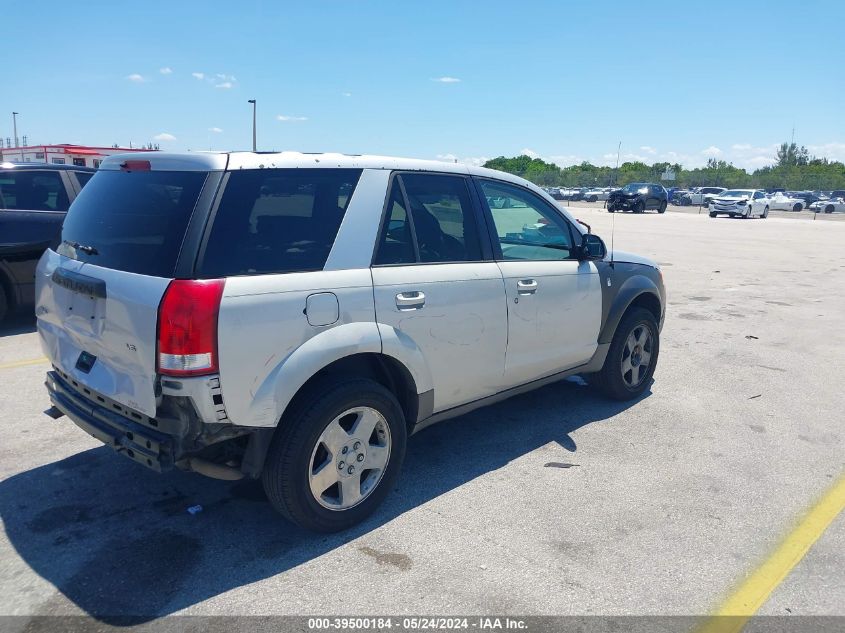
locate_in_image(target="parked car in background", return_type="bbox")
[679,187,726,206]
[583,188,610,202]
[766,192,805,212]
[607,183,668,214]
[36,151,665,532]
[0,163,94,322]
[670,189,690,205]
[709,189,769,218]
[809,197,845,213]
[789,191,820,209]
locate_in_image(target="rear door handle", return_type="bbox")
[517,279,538,294]
[396,291,425,310]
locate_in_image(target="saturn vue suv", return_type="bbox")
[37,152,665,531]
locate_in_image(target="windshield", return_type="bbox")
[621,183,647,193]
[720,190,753,197]
[58,170,208,277]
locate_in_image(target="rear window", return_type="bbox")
[198,169,361,277]
[58,170,208,277]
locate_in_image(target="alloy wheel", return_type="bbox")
[308,407,391,511]
[621,324,654,389]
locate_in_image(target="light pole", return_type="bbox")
[248,100,256,151]
[12,112,23,160]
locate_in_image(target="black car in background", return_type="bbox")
[0,163,94,322]
[607,182,668,214]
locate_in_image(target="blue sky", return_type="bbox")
[5,0,844,169]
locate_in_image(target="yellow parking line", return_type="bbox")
[698,473,845,633]
[0,356,49,370]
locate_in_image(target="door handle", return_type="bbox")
[517,279,538,294]
[396,291,425,310]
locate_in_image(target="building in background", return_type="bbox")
[0,144,157,168]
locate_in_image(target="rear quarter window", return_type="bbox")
[198,169,362,277]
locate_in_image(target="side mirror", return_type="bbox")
[580,233,607,260]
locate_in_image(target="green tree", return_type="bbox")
[776,142,809,167]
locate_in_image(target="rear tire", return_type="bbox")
[763,206,769,218]
[591,307,659,401]
[792,203,802,212]
[826,205,835,214]
[261,379,407,532]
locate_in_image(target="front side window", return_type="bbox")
[479,179,575,261]
[0,170,69,211]
[199,168,361,277]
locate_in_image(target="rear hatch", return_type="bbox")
[36,154,225,417]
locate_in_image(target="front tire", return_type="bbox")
[826,205,835,214]
[633,201,645,214]
[763,206,769,218]
[262,379,407,532]
[658,201,667,214]
[709,211,717,218]
[591,307,659,401]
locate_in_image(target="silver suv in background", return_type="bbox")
[37,152,665,532]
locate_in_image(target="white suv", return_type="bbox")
[37,152,665,531]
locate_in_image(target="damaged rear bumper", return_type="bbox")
[46,370,175,472]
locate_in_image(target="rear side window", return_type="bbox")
[198,169,362,277]
[374,181,415,265]
[73,171,94,188]
[0,170,69,211]
[58,170,208,277]
[373,173,483,265]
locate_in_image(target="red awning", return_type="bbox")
[62,148,101,155]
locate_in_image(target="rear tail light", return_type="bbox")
[157,279,225,377]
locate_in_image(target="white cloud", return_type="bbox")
[435,154,489,167]
[215,82,234,89]
[342,92,352,97]
[208,127,223,133]
[432,76,461,83]
[731,143,751,151]
[215,73,237,82]
[153,133,176,142]
[277,114,308,122]
[548,154,585,167]
[741,155,774,169]
[701,146,723,156]
[126,73,146,83]
[806,142,845,162]
[192,72,205,80]
[520,148,540,159]
[640,145,656,155]
[159,67,173,75]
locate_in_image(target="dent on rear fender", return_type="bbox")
[240,322,383,427]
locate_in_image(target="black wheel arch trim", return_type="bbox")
[596,267,664,345]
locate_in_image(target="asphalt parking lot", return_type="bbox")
[0,207,842,624]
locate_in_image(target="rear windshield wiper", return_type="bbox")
[63,240,99,255]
